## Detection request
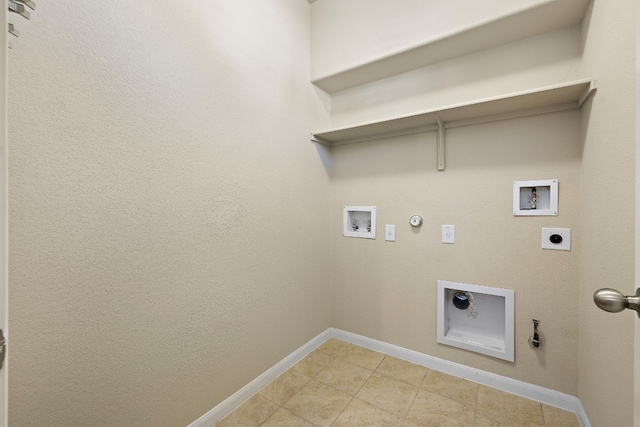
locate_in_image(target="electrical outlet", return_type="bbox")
[442,225,455,244]
[542,227,570,251]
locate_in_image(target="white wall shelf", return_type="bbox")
[311,0,591,94]
[311,79,596,170]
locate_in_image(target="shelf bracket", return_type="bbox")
[310,133,331,146]
[578,79,597,108]
[435,113,445,171]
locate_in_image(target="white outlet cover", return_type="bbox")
[442,225,455,244]
[542,227,571,251]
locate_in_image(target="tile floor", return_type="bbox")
[216,338,580,427]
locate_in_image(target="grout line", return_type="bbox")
[473,381,479,427]
[329,392,356,426]
[328,344,376,426]
[401,378,420,426]
[256,394,282,427]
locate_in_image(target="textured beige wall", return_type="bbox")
[578,1,636,426]
[636,1,640,422]
[8,1,330,426]
[328,25,583,129]
[310,0,584,80]
[320,0,585,396]
[322,0,637,423]
[330,112,581,394]
[7,0,638,426]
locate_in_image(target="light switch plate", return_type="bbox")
[542,227,571,251]
[385,224,396,242]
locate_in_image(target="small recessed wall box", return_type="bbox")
[542,227,571,251]
[513,179,558,216]
[343,206,376,239]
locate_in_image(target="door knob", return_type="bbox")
[593,288,640,318]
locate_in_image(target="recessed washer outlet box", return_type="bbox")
[437,280,515,362]
[343,206,376,239]
[513,179,558,216]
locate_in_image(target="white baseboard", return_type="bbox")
[187,329,331,427]
[574,399,592,427]
[329,328,589,427]
[189,327,590,427]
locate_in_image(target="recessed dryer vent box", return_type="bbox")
[437,280,515,362]
[513,179,558,216]
[343,206,376,239]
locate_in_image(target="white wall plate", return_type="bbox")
[343,206,376,239]
[541,227,571,251]
[513,179,558,216]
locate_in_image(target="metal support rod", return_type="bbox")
[8,0,30,19]
[435,113,445,171]
[8,23,18,37]
[13,0,34,10]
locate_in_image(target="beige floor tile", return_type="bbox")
[216,349,565,427]
[316,338,351,358]
[404,389,475,427]
[475,409,538,427]
[314,357,373,395]
[291,349,334,378]
[375,355,427,387]
[258,369,311,406]
[283,379,352,427]
[341,345,385,370]
[542,404,580,427]
[421,369,479,405]
[260,407,316,427]
[477,386,543,426]
[332,398,404,427]
[215,394,279,427]
[355,372,418,418]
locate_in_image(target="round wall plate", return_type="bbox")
[410,215,423,227]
